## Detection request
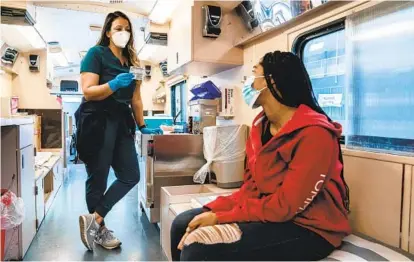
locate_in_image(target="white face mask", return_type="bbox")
[111,31,130,48]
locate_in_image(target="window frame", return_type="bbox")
[292,19,346,144]
[292,19,345,59]
[170,80,187,124]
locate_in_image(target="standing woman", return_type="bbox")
[75,11,162,251]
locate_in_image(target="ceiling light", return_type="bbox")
[149,0,182,24]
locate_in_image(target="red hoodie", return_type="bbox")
[205,105,351,247]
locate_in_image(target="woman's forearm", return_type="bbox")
[132,99,145,127]
[83,83,114,101]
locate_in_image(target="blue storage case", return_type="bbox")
[190,80,221,101]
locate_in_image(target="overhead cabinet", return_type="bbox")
[167,1,244,76]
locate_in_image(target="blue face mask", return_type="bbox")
[242,76,266,109]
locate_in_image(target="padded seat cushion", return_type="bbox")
[325,234,413,261]
[183,196,414,261]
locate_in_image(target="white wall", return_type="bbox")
[12,50,61,109]
[0,72,13,98]
[140,62,166,112]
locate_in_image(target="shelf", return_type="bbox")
[1,116,34,127]
[235,1,344,47]
[0,65,18,76]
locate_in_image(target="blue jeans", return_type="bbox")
[170,208,334,261]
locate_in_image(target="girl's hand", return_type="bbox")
[177,212,218,250]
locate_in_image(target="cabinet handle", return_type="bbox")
[176,52,179,65]
[22,154,24,169]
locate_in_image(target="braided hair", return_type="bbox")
[260,51,350,213]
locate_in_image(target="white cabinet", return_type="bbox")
[167,1,193,73]
[1,121,36,260]
[167,1,244,76]
[19,146,36,257]
[34,155,64,220]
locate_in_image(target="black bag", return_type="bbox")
[74,102,107,164]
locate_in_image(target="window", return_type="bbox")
[295,1,414,155]
[171,81,187,124]
[345,1,414,155]
[295,21,346,137]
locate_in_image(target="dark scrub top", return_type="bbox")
[80,45,136,105]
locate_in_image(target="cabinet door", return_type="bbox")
[138,156,147,206]
[167,1,193,73]
[344,155,403,248]
[35,179,45,230]
[19,124,33,149]
[19,146,36,258]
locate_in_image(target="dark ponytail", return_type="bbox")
[261,51,350,213]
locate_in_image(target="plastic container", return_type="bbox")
[190,80,221,101]
[189,99,218,134]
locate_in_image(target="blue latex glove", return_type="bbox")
[140,127,163,135]
[108,73,134,92]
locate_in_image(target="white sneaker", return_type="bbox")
[79,214,100,251]
[94,227,122,250]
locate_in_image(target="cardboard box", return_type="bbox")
[220,87,235,116]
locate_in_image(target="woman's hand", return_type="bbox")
[108,73,134,92]
[177,212,218,250]
[188,211,218,229]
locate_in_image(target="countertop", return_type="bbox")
[35,154,61,181]
[1,116,34,127]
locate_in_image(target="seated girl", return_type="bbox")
[170,51,351,261]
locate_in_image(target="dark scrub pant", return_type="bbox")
[85,113,139,218]
[171,208,335,261]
